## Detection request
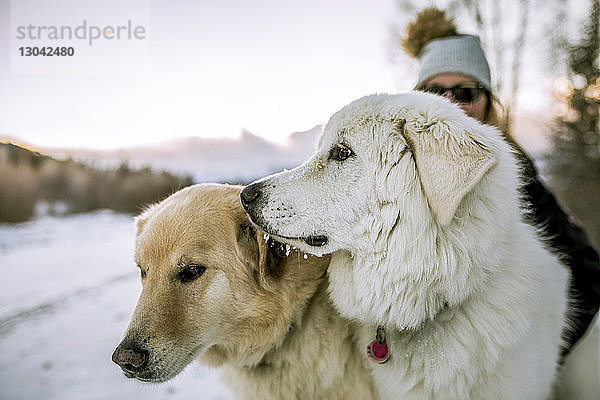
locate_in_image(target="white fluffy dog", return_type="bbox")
[241,92,570,399]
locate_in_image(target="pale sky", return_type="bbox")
[0,0,411,149]
[1,0,577,151]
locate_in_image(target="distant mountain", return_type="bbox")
[44,126,323,183]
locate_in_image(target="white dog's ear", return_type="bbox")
[404,120,498,226]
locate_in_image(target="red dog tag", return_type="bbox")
[366,326,390,364]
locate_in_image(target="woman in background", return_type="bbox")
[402,8,600,359]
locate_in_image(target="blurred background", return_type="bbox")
[0,0,598,399]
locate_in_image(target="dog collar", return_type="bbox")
[365,303,454,364]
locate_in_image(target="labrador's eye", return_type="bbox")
[329,144,354,161]
[178,264,206,283]
[137,264,147,279]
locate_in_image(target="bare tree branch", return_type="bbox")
[506,0,531,129]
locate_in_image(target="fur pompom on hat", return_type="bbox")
[402,8,457,58]
[403,8,492,91]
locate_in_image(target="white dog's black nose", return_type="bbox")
[241,184,261,209]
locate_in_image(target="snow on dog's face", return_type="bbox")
[241,92,499,257]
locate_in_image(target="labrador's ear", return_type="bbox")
[404,119,497,226]
[236,220,285,290]
[134,203,161,236]
[256,232,287,289]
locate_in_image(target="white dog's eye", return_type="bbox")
[329,144,354,161]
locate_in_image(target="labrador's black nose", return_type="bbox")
[112,345,149,373]
[241,184,261,209]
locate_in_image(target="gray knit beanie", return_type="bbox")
[416,34,491,91]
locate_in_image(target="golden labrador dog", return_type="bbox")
[112,183,377,399]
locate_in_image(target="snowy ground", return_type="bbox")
[0,211,235,400]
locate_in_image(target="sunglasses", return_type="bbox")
[418,85,486,103]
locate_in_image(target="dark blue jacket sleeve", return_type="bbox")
[519,154,600,357]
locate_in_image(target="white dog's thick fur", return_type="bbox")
[243,92,570,399]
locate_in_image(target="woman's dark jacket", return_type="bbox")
[519,153,600,357]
